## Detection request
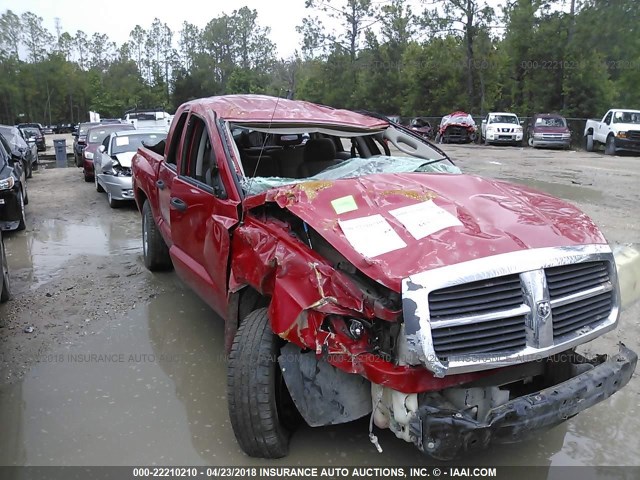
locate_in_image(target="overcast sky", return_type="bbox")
[2,0,516,58]
[2,0,310,57]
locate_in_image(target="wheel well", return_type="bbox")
[585,128,594,136]
[224,286,270,353]
[136,188,147,212]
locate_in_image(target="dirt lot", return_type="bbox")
[0,144,639,467]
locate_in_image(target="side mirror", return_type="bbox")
[481,119,487,124]
[98,145,106,153]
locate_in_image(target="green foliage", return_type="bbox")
[0,1,638,125]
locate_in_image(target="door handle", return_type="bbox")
[170,197,188,212]
[156,180,165,190]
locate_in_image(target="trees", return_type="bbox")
[0,3,638,125]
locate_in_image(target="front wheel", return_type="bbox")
[604,135,616,155]
[107,192,120,209]
[95,174,104,193]
[1,234,11,302]
[227,308,299,458]
[16,188,26,231]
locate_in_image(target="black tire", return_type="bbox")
[142,200,171,271]
[16,188,26,231]
[1,234,10,303]
[95,174,104,193]
[604,135,616,155]
[585,134,594,152]
[84,170,92,182]
[227,307,299,458]
[107,192,119,209]
[26,161,33,179]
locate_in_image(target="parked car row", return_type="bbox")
[395,112,574,149]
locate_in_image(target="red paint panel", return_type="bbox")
[247,173,605,292]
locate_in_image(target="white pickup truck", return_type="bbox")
[584,109,640,155]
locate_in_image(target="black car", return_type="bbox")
[0,133,28,231]
[18,126,46,152]
[0,125,38,178]
[0,230,10,302]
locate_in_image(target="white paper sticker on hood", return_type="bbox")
[390,200,462,240]
[338,214,406,258]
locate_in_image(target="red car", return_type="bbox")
[528,113,572,149]
[132,94,635,460]
[436,111,478,143]
[81,124,134,181]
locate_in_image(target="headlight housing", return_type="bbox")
[84,151,94,160]
[616,131,627,138]
[0,176,15,191]
[487,126,495,132]
[562,133,571,139]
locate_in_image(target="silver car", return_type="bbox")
[94,130,167,208]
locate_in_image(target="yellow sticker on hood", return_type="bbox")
[331,195,358,214]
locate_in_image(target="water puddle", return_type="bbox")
[4,217,139,289]
[498,176,603,204]
[1,288,638,467]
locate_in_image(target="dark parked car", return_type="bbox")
[81,124,135,181]
[528,113,572,149]
[0,133,28,231]
[0,125,38,178]
[0,230,10,302]
[18,126,46,152]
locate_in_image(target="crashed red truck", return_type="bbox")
[131,95,637,460]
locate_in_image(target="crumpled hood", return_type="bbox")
[246,173,606,292]
[114,152,135,168]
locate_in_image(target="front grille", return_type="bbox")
[546,261,613,338]
[627,130,640,141]
[429,274,525,358]
[431,316,527,358]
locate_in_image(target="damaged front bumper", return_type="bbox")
[410,344,637,460]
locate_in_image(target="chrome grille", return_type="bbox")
[431,316,526,358]
[546,261,614,338]
[402,245,620,376]
[428,274,526,358]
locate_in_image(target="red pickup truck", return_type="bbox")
[132,95,636,460]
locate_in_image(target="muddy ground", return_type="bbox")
[0,144,639,468]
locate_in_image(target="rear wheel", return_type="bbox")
[1,234,11,302]
[141,200,171,271]
[604,135,616,155]
[227,308,299,458]
[585,134,594,152]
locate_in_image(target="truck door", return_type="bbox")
[597,111,613,143]
[169,113,240,317]
[157,112,189,240]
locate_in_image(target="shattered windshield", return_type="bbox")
[242,156,461,195]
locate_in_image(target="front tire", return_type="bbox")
[95,174,104,193]
[604,135,616,155]
[141,200,171,271]
[227,308,297,458]
[1,235,11,302]
[16,188,26,231]
[107,192,120,209]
